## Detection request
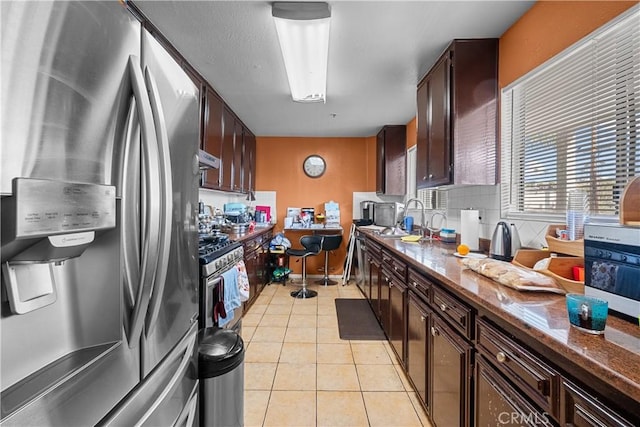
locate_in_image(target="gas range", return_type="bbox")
[198,233,243,277]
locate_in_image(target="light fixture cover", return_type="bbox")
[272,2,331,103]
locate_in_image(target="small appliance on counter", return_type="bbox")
[360,200,376,222]
[374,202,404,227]
[224,203,250,224]
[584,223,640,321]
[489,221,521,261]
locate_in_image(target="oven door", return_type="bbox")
[200,274,242,333]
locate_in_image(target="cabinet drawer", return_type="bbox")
[432,286,472,339]
[476,318,559,418]
[382,249,406,282]
[561,379,636,427]
[244,236,262,252]
[407,269,431,303]
[366,238,382,257]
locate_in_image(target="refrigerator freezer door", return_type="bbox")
[140,30,200,377]
[1,2,142,425]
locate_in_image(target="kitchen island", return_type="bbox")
[358,229,639,426]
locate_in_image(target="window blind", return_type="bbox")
[501,6,639,220]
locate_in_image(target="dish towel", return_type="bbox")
[218,267,241,327]
[236,260,250,302]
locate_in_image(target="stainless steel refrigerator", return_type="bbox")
[1,1,201,425]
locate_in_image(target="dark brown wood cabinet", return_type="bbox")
[243,230,272,310]
[243,130,256,193]
[407,291,431,411]
[232,120,244,192]
[379,267,393,336]
[476,355,555,427]
[220,107,235,192]
[202,87,224,188]
[430,314,473,427]
[416,39,498,188]
[561,379,636,427]
[376,125,407,196]
[389,277,407,365]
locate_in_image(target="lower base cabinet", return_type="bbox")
[430,315,472,427]
[561,379,636,427]
[389,278,406,365]
[476,355,554,426]
[407,292,430,411]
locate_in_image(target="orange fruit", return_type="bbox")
[457,244,470,256]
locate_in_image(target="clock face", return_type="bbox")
[303,155,326,178]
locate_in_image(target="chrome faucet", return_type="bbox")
[427,211,447,240]
[403,198,426,233]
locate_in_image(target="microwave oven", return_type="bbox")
[584,223,640,321]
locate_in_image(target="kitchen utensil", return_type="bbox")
[490,221,521,261]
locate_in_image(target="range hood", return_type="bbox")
[199,149,220,169]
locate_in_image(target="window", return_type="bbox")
[501,6,639,220]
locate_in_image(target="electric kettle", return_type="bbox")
[489,222,522,261]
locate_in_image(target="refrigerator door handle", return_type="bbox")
[122,98,141,311]
[127,55,162,348]
[143,66,173,335]
[136,329,197,425]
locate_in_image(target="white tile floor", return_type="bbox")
[241,280,433,427]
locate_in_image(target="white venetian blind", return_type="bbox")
[501,6,640,219]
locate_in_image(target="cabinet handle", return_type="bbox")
[420,316,426,322]
[429,174,434,179]
[422,176,427,181]
[439,303,447,312]
[431,326,439,337]
[412,281,418,288]
[496,351,507,363]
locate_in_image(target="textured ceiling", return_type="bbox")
[135,1,535,137]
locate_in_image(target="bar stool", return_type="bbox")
[285,235,323,299]
[315,234,342,286]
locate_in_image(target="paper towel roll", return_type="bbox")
[460,209,479,251]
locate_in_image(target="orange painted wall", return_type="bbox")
[406,117,417,149]
[499,1,637,88]
[255,136,375,275]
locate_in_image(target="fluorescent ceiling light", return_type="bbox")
[272,2,331,103]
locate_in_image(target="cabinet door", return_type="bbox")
[427,55,452,187]
[389,279,406,365]
[202,88,223,189]
[476,356,555,427]
[220,107,235,191]
[233,120,243,192]
[416,81,429,189]
[430,314,472,427]
[244,248,259,307]
[561,380,636,427]
[243,130,256,193]
[370,258,381,320]
[379,268,393,337]
[376,126,407,196]
[407,292,430,411]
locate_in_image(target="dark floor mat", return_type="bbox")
[335,298,386,340]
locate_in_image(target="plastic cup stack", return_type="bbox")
[566,190,589,240]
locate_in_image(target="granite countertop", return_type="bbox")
[228,224,274,244]
[363,230,640,403]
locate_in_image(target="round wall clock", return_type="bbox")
[302,154,326,178]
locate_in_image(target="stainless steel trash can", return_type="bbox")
[199,327,245,427]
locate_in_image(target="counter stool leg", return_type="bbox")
[315,250,337,286]
[291,257,317,299]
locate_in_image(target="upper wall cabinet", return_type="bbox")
[416,39,498,188]
[202,87,223,189]
[377,125,407,196]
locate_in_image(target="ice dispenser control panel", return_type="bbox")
[12,178,116,238]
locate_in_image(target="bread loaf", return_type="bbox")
[462,258,565,293]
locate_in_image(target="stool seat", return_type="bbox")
[285,235,323,298]
[315,234,343,286]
